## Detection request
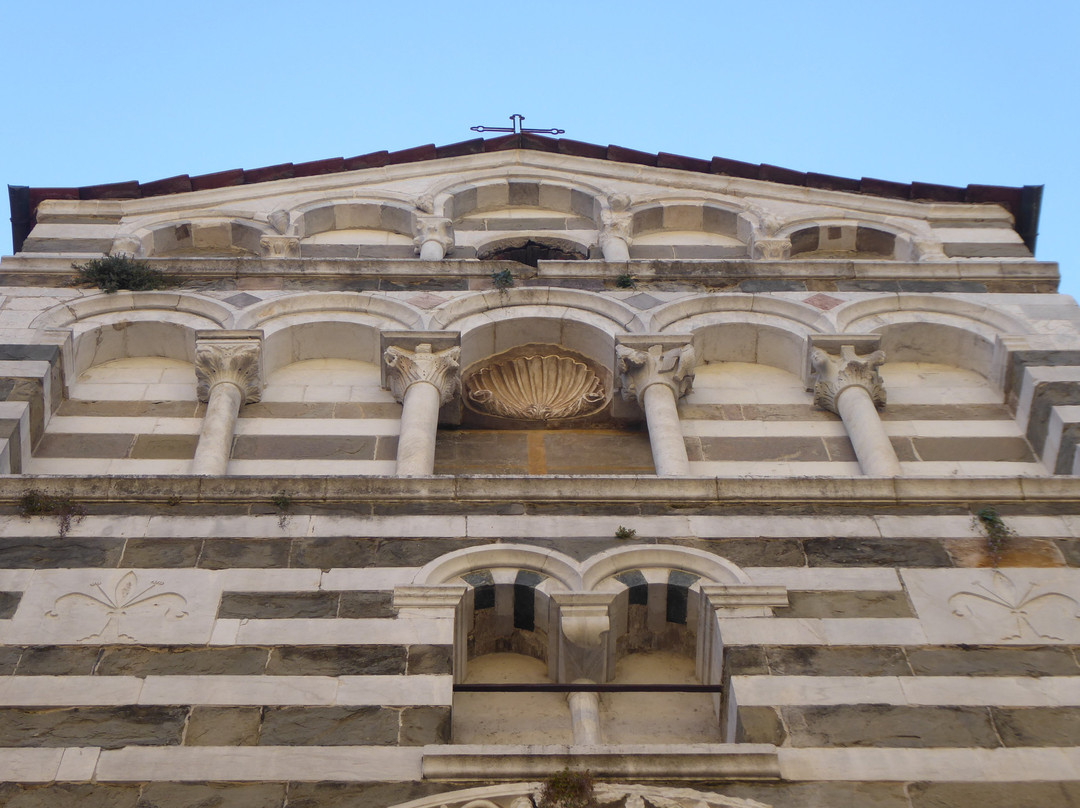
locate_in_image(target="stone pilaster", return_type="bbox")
[192,331,262,476]
[384,341,461,476]
[413,216,455,260]
[810,341,901,476]
[617,340,695,476]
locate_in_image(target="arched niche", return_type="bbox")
[629,201,749,258]
[140,218,266,257]
[443,179,602,225]
[289,200,417,258]
[783,221,899,259]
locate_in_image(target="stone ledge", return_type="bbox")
[421,744,780,781]
[1,474,1079,506]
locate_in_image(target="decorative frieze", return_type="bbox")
[810,344,887,414]
[384,343,461,405]
[195,332,263,404]
[465,354,607,421]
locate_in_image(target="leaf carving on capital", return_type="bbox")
[195,339,262,403]
[260,235,301,258]
[414,216,455,254]
[751,237,791,260]
[464,354,608,421]
[810,345,886,414]
[617,343,695,403]
[384,343,462,405]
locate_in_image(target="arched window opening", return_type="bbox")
[478,238,588,267]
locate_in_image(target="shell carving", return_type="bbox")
[465,355,607,421]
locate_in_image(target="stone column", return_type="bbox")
[413,216,455,261]
[384,343,461,476]
[567,685,602,744]
[617,341,695,476]
[599,194,632,261]
[811,344,901,476]
[192,331,262,476]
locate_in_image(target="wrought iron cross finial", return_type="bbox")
[471,114,564,136]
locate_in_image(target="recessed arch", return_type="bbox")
[435,177,605,225]
[127,217,270,257]
[412,544,582,591]
[581,544,752,591]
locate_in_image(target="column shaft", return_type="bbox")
[395,381,442,476]
[418,240,446,261]
[567,689,602,744]
[836,386,902,475]
[642,383,691,476]
[600,237,630,261]
[191,382,243,476]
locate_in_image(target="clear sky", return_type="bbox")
[2,1,1077,295]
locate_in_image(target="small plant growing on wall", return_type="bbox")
[614,525,637,539]
[615,272,637,289]
[491,269,515,290]
[71,253,176,294]
[271,493,292,530]
[974,506,1015,564]
[17,490,86,538]
[538,769,598,808]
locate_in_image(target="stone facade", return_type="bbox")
[0,136,1078,807]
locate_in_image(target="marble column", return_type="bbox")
[617,342,695,476]
[413,216,455,261]
[567,685,603,744]
[599,194,632,261]
[384,343,461,476]
[192,331,262,476]
[811,344,901,476]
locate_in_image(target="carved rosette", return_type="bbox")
[384,343,461,405]
[413,216,455,255]
[464,354,608,421]
[259,235,300,258]
[195,337,262,403]
[810,344,887,413]
[617,343,695,403]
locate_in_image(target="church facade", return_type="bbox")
[1,134,1078,806]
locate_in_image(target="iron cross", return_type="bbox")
[471,114,564,136]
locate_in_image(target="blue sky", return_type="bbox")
[2,1,1077,295]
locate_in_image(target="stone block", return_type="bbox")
[782,704,1000,748]
[119,538,202,568]
[0,706,187,748]
[805,538,952,567]
[772,591,915,619]
[258,706,398,746]
[0,536,125,568]
[905,645,1080,676]
[0,784,141,808]
[374,538,481,567]
[34,432,133,458]
[673,537,807,567]
[232,435,378,460]
[218,592,340,619]
[290,538,377,568]
[96,646,269,676]
[284,782,447,808]
[0,647,21,675]
[943,537,1067,568]
[338,591,396,618]
[15,645,100,675]
[735,706,787,745]
[992,706,1080,746]
[0,591,21,618]
[908,782,1080,808]
[266,646,406,676]
[406,644,453,675]
[129,434,198,460]
[199,539,291,569]
[183,706,263,746]
[764,645,911,676]
[399,705,451,745]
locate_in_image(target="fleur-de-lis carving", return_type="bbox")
[46,571,188,643]
[949,571,1080,641]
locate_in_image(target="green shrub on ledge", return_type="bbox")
[72,253,176,294]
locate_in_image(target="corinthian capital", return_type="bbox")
[260,235,300,258]
[413,216,455,255]
[751,236,791,260]
[195,331,263,403]
[617,342,695,402]
[384,343,461,405]
[810,344,887,413]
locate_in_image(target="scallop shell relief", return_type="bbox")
[465,354,607,421]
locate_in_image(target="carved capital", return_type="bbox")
[260,235,300,258]
[751,236,791,260]
[413,216,455,254]
[195,332,263,403]
[600,210,633,247]
[617,343,695,402]
[384,343,461,405]
[810,344,887,413]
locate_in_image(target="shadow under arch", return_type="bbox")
[233,292,424,373]
[835,294,1032,379]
